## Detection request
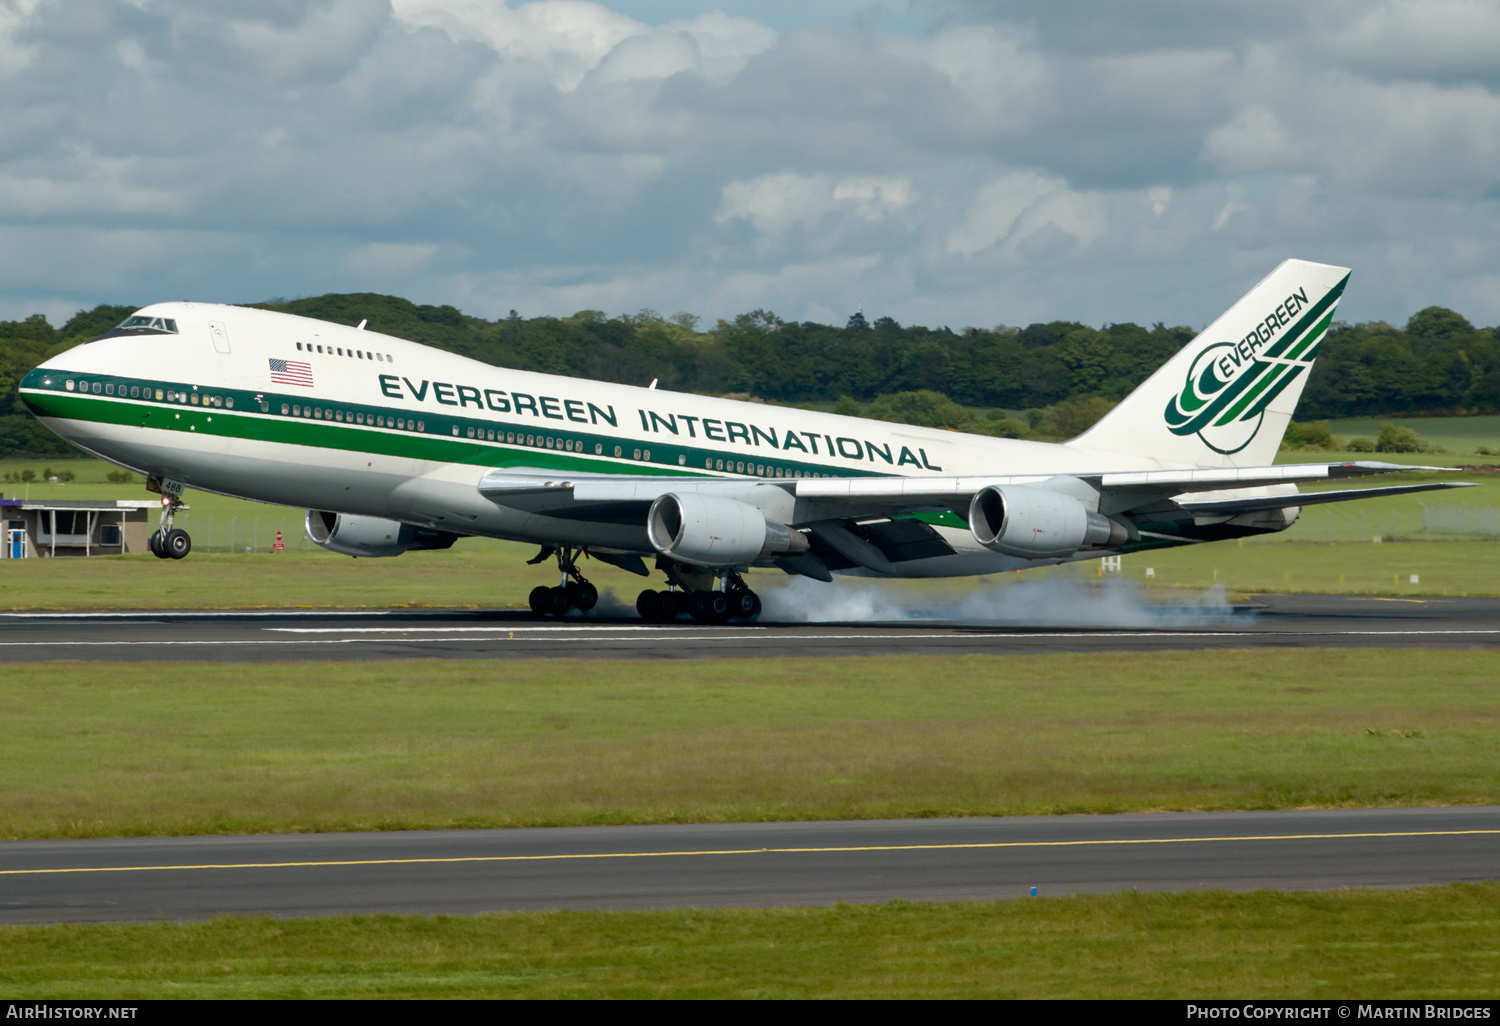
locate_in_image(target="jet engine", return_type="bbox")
[305,510,459,558]
[967,485,1132,560]
[647,492,809,567]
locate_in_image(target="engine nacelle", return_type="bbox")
[305,510,459,558]
[967,485,1131,560]
[647,492,809,568]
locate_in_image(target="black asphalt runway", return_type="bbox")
[1,594,1498,661]
[2,807,1496,924]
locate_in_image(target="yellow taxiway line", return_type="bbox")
[4,829,1497,876]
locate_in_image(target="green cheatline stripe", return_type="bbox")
[1214,309,1334,428]
[19,370,890,481]
[1230,315,1335,426]
[1230,327,1338,423]
[1174,375,1210,415]
[1260,274,1348,361]
[1175,356,1273,434]
[1173,279,1347,435]
[1282,311,1334,363]
[1214,360,1288,427]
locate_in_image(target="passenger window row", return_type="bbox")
[705,457,815,478]
[64,379,231,407]
[279,403,424,432]
[443,426,822,477]
[294,341,393,363]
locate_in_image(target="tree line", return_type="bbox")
[2,292,1495,457]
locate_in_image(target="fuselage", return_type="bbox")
[18,302,1272,575]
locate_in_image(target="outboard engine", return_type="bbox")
[647,492,809,567]
[967,485,1132,560]
[305,510,459,558]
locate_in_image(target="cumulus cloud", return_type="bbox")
[2,0,1500,331]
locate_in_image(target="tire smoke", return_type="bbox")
[757,575,1240,627]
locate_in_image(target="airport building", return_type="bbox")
[1,498,157,558]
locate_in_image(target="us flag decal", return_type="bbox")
[269,358,313,387]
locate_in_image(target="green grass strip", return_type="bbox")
[3,650,1498,840]
[3,886,1497,998]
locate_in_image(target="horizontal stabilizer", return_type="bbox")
[1183,481,1475,516]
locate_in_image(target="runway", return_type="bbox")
[1,593,1498,661]
[2,807,1496,924]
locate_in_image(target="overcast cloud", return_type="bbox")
[2,0,1498,332]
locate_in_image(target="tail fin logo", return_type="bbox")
[1164,274,1347,455]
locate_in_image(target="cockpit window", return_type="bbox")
[117,315,178,333]
[91,314,180,342]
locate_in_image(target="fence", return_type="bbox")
[168,515,315,553]
[1269,502,1499,543]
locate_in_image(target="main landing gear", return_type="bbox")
[148,494,191,560]
[526,545,599,617]
[636,568,761,624]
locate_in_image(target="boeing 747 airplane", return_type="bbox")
[17,259,1470,621]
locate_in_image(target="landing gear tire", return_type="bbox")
[656,590,681,621]
[636,589,660,621]
[529,585,551,616]
[544,586,572,616]
[165,529,191,559]
[567,580,599,612]
[689,590,730,624]
[729,589,761,621]
[148,532,168,559]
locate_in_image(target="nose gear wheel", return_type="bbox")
[150,494,191,560]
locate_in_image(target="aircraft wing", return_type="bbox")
[476,461,1474,580]
[478,460,1466,522]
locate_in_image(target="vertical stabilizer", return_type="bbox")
[1069,258,1349,468]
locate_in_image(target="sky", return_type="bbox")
[2,0,1499,333]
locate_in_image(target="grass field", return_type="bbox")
[3,886,1497,998]
[1323,414,1500,456]
[3,650,1497,840]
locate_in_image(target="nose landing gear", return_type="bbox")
[148,493,191,560]
[526,545,599,617]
